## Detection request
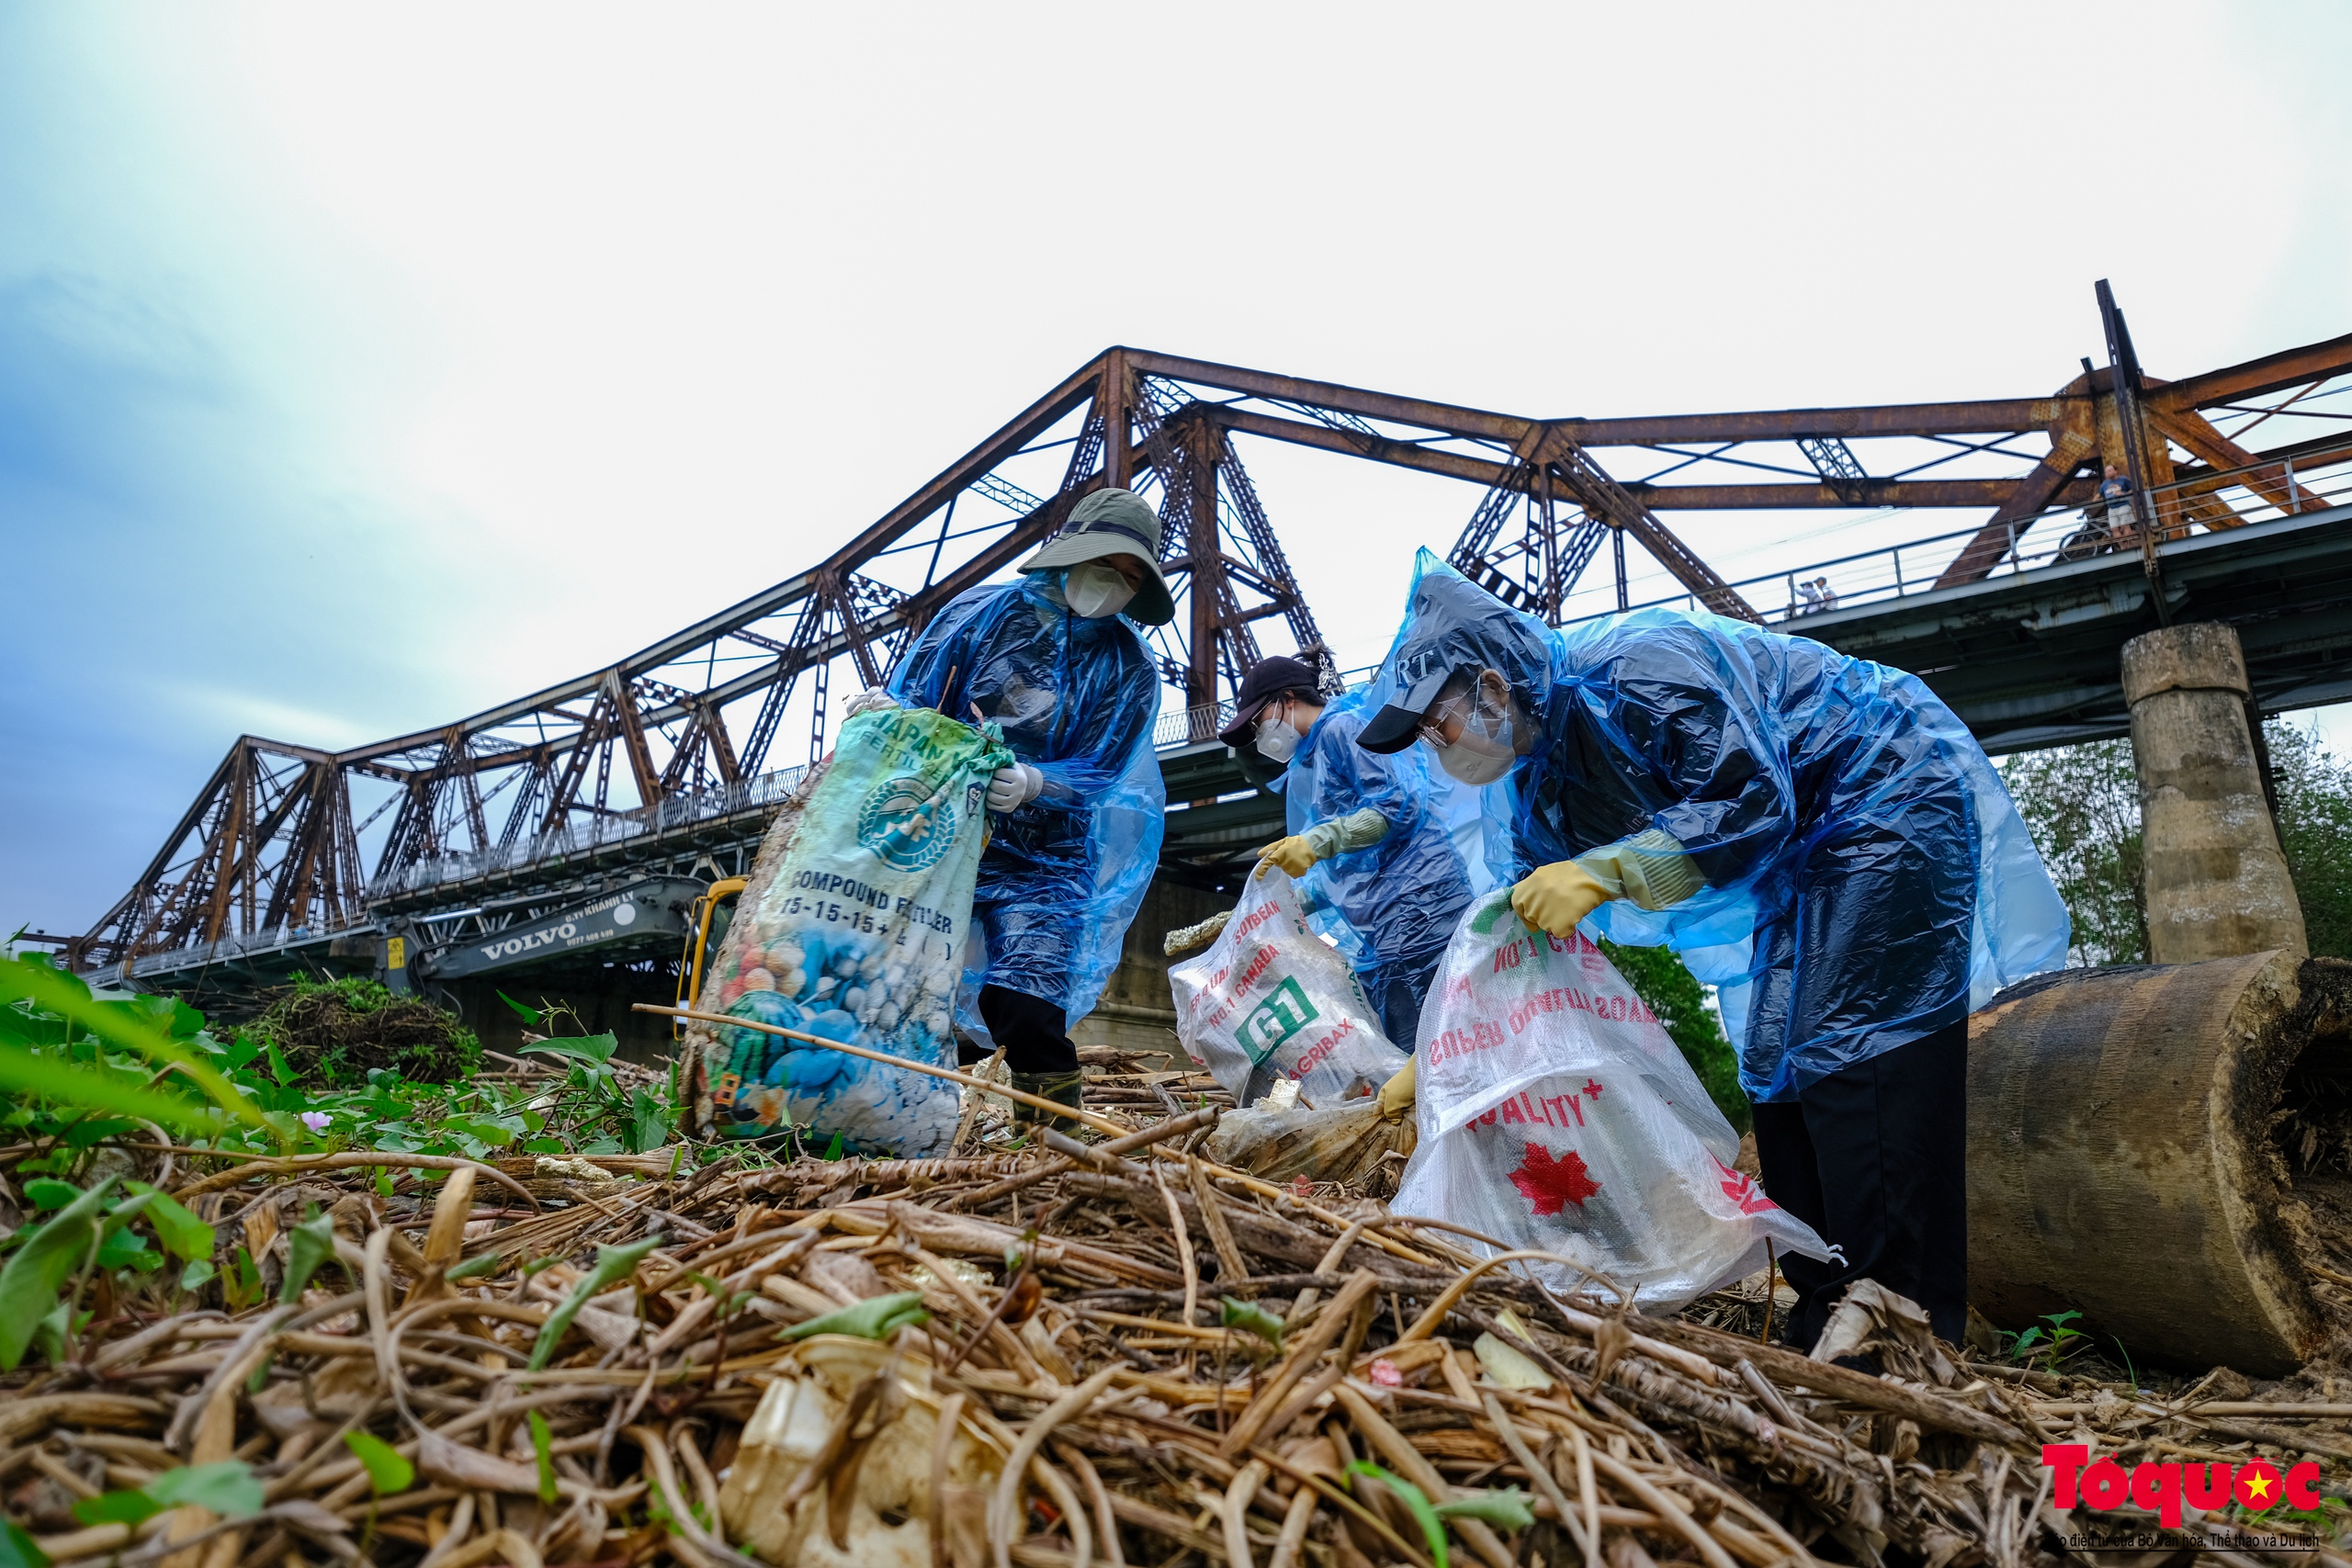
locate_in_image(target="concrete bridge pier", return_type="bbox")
[2121,621,2306,962]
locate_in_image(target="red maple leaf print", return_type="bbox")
[1510,1143,1601,1216]
[1713,1156,1777,1215]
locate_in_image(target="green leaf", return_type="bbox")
[529,1410,558,1505]
[97,1190,158,1238]
[1434,1487,1535,1530]
[445,1251,503,1281]
[821,1132,845,1162]
[0,1516,51,1568]
[0,1175,115,1371]
[0,1044,220,1133]
[0,960,265,1133]
[1219,1296,1286,1351]
[495,991,544,1027]
[180,1258,217,1293]
[280,1210,341,1303]
[776,1290,931,1343]
[528,1236,663,1371]
[626,1089,673,1156]
[520,1032,616,1066]
[1348,1461,1449,1568]
[222,1246,265,1312]
[343,1430,413,1495]
[72,1488,164,1528]
[62,1118,139,1150]
[264,1043,295,1088]
[22,1179,78,1212]
[142,1460,265,1518]
[31,1301,75,1366]
[96,1231,153,1269]
[125,1181,216,1264]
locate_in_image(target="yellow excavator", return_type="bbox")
[672,876,746,1037]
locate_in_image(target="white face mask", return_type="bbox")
[1256,706,1301,763]
[1426,687,1516,786]
[1064,563,1136,619]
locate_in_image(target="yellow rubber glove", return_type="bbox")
[1377,1056,1417,1123]
[1510,861,1613,938]
[1255,835,1321,880]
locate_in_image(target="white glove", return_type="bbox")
[986,763,1045,813]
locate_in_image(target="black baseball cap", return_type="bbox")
[1356,570,1547,753]
[1217,655,1319,749]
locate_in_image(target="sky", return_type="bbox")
[4,2,2350,935]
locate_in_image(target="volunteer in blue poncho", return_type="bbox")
[888,487,1170,1119]
[1222,653,1478,1050]
[1355,553,2067,1349]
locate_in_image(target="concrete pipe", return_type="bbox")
[1967,952,2352,1375]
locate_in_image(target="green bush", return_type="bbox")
[243,975,481,1087]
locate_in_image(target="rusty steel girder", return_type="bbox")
[78,307,2352,970]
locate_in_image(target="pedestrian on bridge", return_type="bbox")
[888,487,1172,1120]
[1353,550,2068,1353]
[1227,653,1485,1054]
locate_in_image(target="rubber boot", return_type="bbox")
[1009,1069,1084,1127]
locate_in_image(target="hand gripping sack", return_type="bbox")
[703,704,1012,1156]
[1169,870,1408,1108]
[1394,891,1832,1309]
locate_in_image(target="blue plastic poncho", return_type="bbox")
[888,574,1165,1022]
[1278,690,1485,1043]
[1368,550,2068,1102]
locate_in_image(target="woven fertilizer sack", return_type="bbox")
[1170,869,1408,1108]
[1394,891,1832,1309]
[702,702,1012,1155]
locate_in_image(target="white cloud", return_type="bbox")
[6,1,2350,924]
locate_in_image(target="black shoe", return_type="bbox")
[1009,1069,1084,1126]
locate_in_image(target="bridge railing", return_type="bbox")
[1154,701,1236,749]
[368,764,809,900]
[1621,438,2352,628]
[1150,663,1385,750]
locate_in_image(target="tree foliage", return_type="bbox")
[1997,738,2148,964]
[2267,720,2352,961]
[1999,716,2352,965]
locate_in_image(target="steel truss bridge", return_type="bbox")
[64,288,2352,997]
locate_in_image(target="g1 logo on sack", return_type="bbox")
[856,775,959,872]
[1236,976,1319,1061]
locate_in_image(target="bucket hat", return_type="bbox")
[1017,488,1176,626]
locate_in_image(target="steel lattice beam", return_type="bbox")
[79,312,2352,970]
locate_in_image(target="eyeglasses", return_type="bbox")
[1417,694,1466,748]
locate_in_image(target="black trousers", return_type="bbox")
[1749,1020,1969,1351]
[1362,946,1445,1054]
[956,984,1079,1077]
